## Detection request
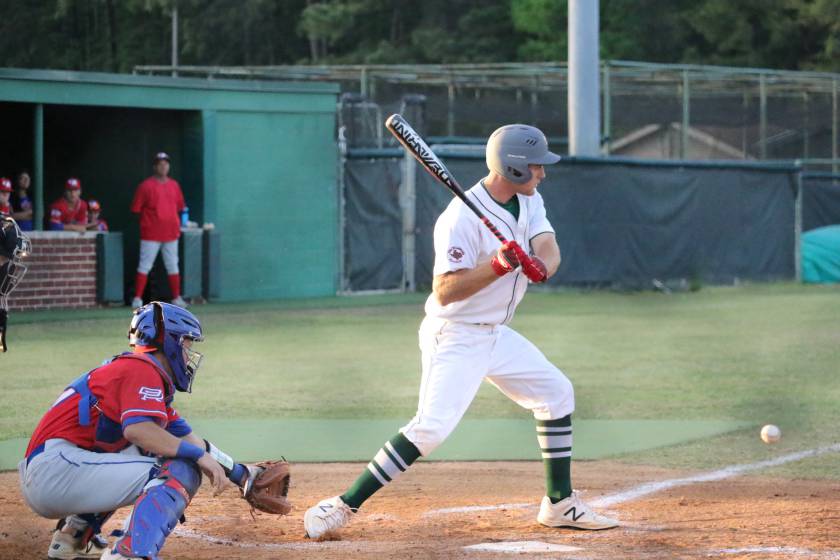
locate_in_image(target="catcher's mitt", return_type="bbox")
[242,460,292,515]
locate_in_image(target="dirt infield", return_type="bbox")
[3,461,839,559]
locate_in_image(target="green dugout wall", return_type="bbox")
[0,68,339,301]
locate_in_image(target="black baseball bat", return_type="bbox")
[385,114,509,245]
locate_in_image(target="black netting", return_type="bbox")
[802,174,840,232]
[344,153,799,290]
[343,157,404,290]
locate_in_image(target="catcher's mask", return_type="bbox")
[0,217,31,310]
[128,301,204,392]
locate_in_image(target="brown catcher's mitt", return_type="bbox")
[242,460,292,515]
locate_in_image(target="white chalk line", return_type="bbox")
[591,442,840,508]
[425,443,840,515]
[428,502,532,515]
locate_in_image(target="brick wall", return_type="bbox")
[9,232,99,311]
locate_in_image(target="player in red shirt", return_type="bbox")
[49,178,88,232]
[86,199,109,232]
[130,152,187,308]
[19,303,266,559]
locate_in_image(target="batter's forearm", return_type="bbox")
[531,234,561,278]
[433,262,499,306]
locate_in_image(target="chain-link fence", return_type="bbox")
[136,60,839,165]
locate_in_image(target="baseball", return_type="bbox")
[760,424,781,444]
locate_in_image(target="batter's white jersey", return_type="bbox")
[424,182,554,325]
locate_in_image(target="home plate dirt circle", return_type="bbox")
[464,541,582,553]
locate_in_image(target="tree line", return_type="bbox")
[0,0,837,73]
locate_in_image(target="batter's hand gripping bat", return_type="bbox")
[385,113,544,280]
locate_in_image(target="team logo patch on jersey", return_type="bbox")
[448,246,465,263]
[139,386,164,402]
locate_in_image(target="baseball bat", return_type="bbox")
[385,113,509,245]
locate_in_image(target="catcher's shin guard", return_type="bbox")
[113,459,201,558]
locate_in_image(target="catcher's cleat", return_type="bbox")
[537,491,619,530]
[304,496,355,539]
[170,296,188,308]
[130,297,143,309]
[47,529,108,559]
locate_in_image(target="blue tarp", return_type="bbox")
[801,225,840,283]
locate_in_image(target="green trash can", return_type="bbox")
[96,231,124,304]
[203,229,221,301]
[179,228,204,300]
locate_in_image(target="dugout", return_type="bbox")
[0,68,339,302]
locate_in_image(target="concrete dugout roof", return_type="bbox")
[0,67,339,112]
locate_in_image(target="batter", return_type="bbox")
[304,124,618,538]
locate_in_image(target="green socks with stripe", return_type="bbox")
[537,415,573,503]
[341,432,421,510]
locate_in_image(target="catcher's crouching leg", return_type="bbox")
[112,459,201,558]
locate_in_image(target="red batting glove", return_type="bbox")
[490,241,522,276]
[523,255,548,283]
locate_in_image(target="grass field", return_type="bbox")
[2,283,838,478]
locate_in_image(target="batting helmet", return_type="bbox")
[129,302,204,393]
[486,124,561,184]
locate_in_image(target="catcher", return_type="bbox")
[18,302,290,559]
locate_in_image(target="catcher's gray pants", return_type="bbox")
[401,317,575,457]
[18,438,158,519]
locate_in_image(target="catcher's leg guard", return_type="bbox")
[112,459,201,558]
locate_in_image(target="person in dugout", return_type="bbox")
[49,178,88,232]
[87,199,109,232]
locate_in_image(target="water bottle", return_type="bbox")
[180,206,189,227]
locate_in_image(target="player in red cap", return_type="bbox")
[130,152,188,308]
[0,177,12,216]
[49,178,88,232]
[86,199,109,232]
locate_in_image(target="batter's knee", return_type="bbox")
[539,370,575,420]
[401,416,459,457]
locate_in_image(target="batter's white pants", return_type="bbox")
[401,317,575,457]
[18,439,158,519]
[137,239,179,275]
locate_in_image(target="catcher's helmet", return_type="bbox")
[486,124,561,184]
[0,216,31,309]
[129,302,204,392]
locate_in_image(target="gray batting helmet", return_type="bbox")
[486,124,561,184]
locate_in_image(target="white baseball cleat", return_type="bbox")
[170,296,188,308]
[304,496,355,538]
[47,529,108,559]
[130,297,143,309]
[537,491,619,530]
